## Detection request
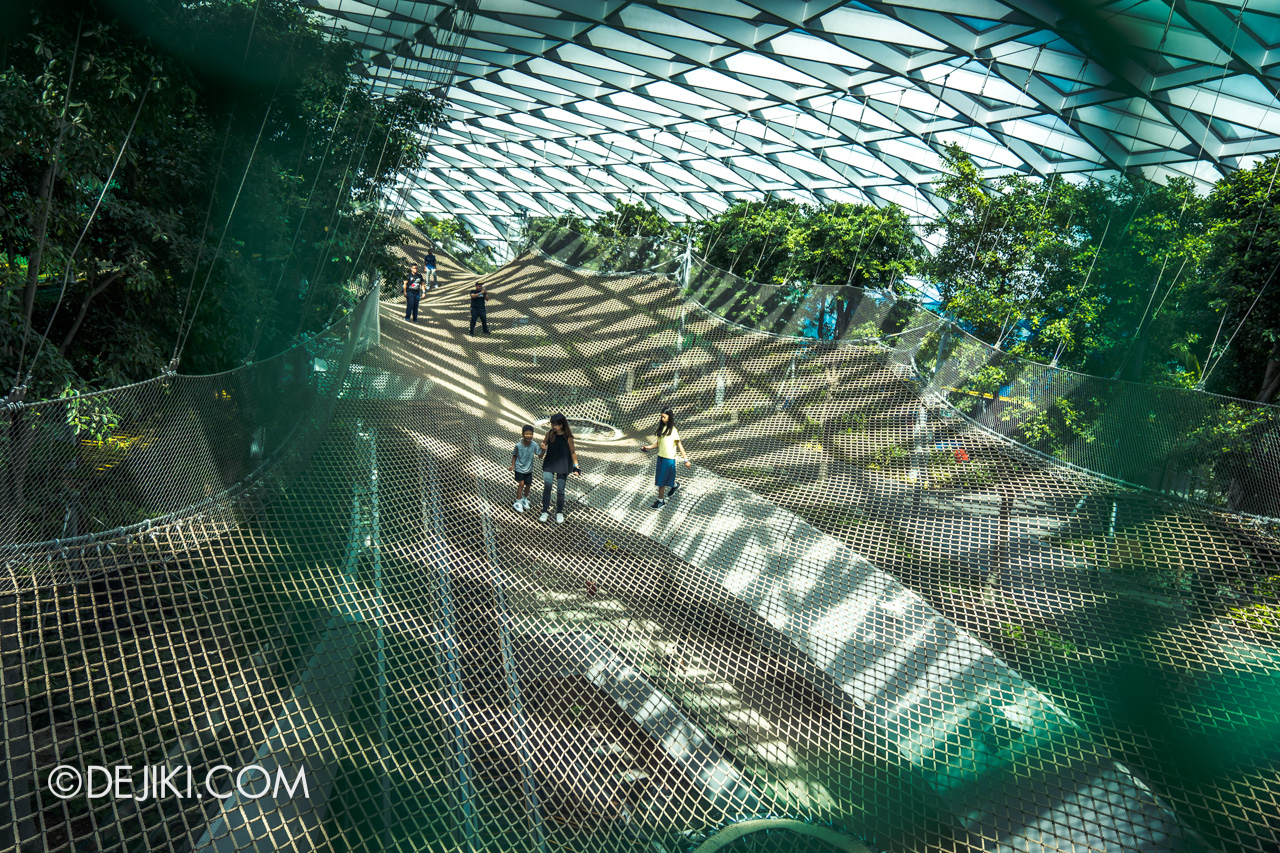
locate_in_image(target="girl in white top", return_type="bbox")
[640,408,690,509]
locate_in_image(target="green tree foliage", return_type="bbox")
[590,200,677,268]
[925,144,1089,361]
[1204,154,1280,403]
[784,201,921,340]
[695,196,804,284]
[786,201,920,291]
[691,197,921,340]
[0,0,441,396]
[926,145,1212,384]
[414,214,496,274]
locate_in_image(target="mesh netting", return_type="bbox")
[681,250,1280,519]
[2,225,1278,853]
[0,286,380,589]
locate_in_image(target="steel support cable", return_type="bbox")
[1199,257,1280,389]
[170,2,274,365]
[1051,215,1113,365]
[1195,0,1251,167]
[170,113,237,368]
[796,91,877,295]
[933,44,1067,353]
[173,70,287,363]
[294,25,435,333]
[1198,151,1280,383]
[25,84,152,385]
[15,10,85,387]
[924,71,952,149]
[777,107,846,294]
[343,32,459,265]
[1110,154,1216,377]
[755,112,822,285]
[338,6,471,290]
[339,77,448,293]
[298,115,380,332]
[966,44,1045,275]
[247,85,354,358]
[1113,0,1248,376]
[294,111,377,332]
[939,48,1035,301]
[748,188,806,283]
[703,115,757,267]
[1148,252,1193,325]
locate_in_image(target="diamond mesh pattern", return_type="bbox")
[2,229,1278,853]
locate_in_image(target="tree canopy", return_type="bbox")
[0,0,441,396]
[522,148,1280,409]
[1204,155,1280,403]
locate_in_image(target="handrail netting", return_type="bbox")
[2,225,1278,853]
[0,283,381,589]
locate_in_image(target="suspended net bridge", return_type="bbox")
[2,224,1278,853]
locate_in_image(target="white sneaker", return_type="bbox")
[556,513,565,524]
[521,497,531,510]
[538,512,548,523]
[513,500,525,513]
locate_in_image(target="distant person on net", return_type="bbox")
[539,413,580,524]
[423,248,438,287]
[641,408,691,509]
[403,262,425,323]
[469,280,490,335]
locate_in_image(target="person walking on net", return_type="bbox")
[403,262,425,323]
[469,280,490,335]
[539,413,580,524]
[509,424,543,513]
[423,248,438,288]
[641,408,691,509]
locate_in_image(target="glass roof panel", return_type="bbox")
[767,31,873,68]
[311,0,1280,246]
[721,52,829,87]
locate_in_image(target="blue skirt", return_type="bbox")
[655,456,676,488]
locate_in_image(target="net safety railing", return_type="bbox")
[530,221,1280,520]
[517,224,1280,853]
[4,221,1279,853]
[0,282,382,591]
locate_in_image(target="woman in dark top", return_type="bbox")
[539,413,580,524]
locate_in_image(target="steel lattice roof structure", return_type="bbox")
[308,0,1280,247]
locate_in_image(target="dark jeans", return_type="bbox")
[541,471,567,514]
[405,290,420,321]
[470,310,489,334]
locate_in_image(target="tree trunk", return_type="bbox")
[59,269,123,355]
[23,159,60,333]
[0,409,35,544]
[1125,327,1148,383]
[1255,341,1280,403]
[835,295,853,339]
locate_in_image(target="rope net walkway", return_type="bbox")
[1,224,1277,853]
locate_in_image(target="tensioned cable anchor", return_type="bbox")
[3,385,27,413]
